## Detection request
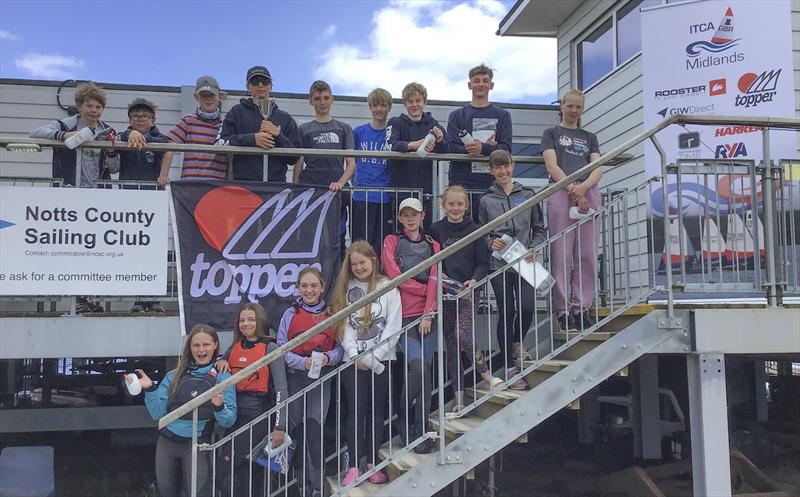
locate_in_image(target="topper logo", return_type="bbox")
[221,188,336,261]
[188,186,333,304]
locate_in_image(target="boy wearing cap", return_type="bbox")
[109,98,169,182]
[351,88,393,255]
[219,66,300,182]
[158,75,228,185]
[446,64,513,218]
[380,198,440,454]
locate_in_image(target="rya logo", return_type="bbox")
[714,142,748,159]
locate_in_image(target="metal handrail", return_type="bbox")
[147,114,799,427]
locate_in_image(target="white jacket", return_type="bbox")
[339,278,403,374]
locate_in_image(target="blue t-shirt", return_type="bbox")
[352,122,390,203]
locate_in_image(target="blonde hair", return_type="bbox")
[169,324,219,398]
[402,82,427,103]
[367,88,392,108]
[74,83,107,108]
[560,88,586,128]
[441,185,470,209]
[332,241,384,341]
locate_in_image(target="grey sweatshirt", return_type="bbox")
[478,182,547,269]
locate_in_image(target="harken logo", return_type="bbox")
[714,142,748,159]
[189,186,335,304]
[735,69,780,108]
[686,7,740,57]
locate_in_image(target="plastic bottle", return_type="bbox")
[308,350,324,379]
[458,130,475,145]
[415,132,436,157]
[64,127,94,150]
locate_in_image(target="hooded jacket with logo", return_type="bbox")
[277,297,344,374]
[387,112,449,193]
[144,362,236,439]
[110,126,169,181]
[478,182,547,269]
[220,98,300,182]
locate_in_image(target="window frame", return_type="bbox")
[573,0,666,92]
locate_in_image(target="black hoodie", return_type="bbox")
[114,126,169,181]
[386,112,449,193]
[220,98,300,182]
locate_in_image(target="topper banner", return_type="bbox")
[0,187,168,295]
[170,181,341,335]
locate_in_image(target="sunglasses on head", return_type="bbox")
[249,76,271,87]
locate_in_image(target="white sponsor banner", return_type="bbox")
[0,187,168,295]
[641,0,795,180]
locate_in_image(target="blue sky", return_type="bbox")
[0,0,557,104]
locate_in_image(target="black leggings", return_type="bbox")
[491,272,536,371]
[342,361,390,467]
[155,434,211,497]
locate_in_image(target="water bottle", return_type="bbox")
[458,130,474,145]
[415,132,436,157]
[125,373,142,395]
[64,127,94,150]
[308,350,324,379]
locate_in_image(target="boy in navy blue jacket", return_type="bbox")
[219,66,300,182]
[109,98,169,182]
[446,64,513,219]
[387,82,448,231]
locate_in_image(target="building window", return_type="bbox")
[577,0,661,90]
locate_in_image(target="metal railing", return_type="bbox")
[2,115,798,497]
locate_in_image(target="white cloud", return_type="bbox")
[323,24,337,38]
[14,53,86,79]
[0,30,20,41]
[315,0,556,103]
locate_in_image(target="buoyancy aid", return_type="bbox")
[394,231,435,283]
[288,304,337,356]
[228,339,270,393]
[167,368,217,420]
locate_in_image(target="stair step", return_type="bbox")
[429,413,483,443]
[593,304,655,317]
[553,332,616,360]
[325,475,384,497]
[520,359,572,388]
[378,442,434,481]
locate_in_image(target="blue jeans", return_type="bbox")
[398,317,436,441]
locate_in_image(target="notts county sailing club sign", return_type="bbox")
[0,187,168,295]
[170,181,340,334]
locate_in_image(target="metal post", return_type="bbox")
[437,260,447,462]
[191,407,198,497]
[636,355,662,460]
[650,135,674,320]
[687,353,731,497]
[760,128,780,306]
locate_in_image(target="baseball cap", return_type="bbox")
[398,198,424,213]
[127,97,157,114]
[246,66,272,82]
[194,75,220,95]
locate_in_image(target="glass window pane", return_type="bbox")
[617,0,661,63]
[579,18,613,89]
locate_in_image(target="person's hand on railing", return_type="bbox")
[62,131,80,141]
[211,391,224,407]
[271,429,285,448]
[127,369,153,390]
[255,131,275,149]
[329,180,346,192]
[127,130,147,150]
[157,174,170,187]
[214,359,230,373]
[463,279,477,288]
[420,316,433,335]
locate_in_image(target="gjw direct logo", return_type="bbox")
[734,69,780,108]
[189,186,335,304]
[685,7,744,70]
